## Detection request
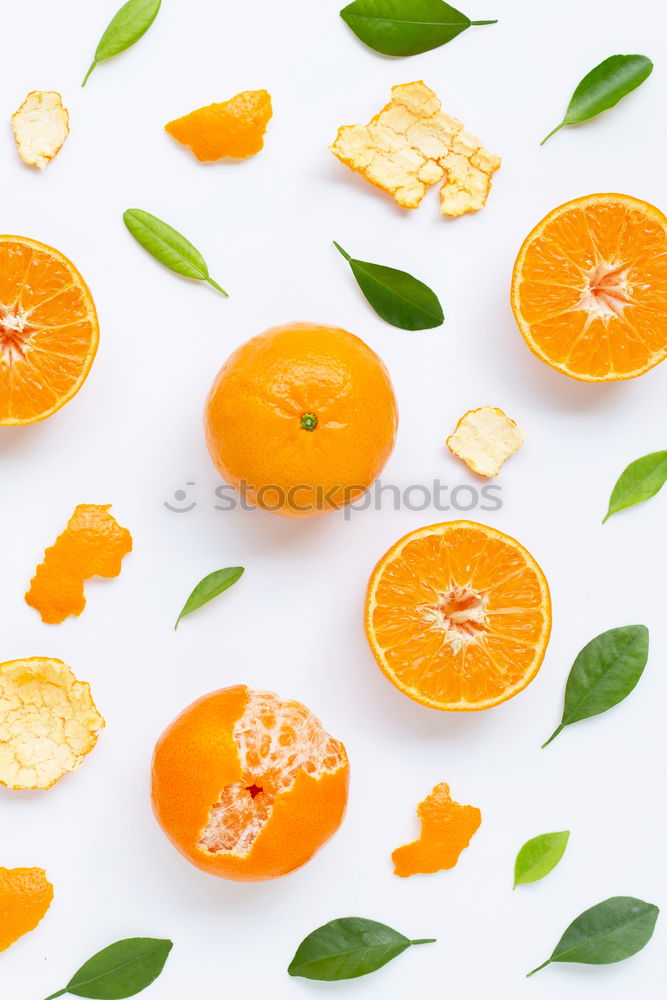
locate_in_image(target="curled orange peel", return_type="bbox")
[392,782,481,877]
[165,90,273,161]
[25,504,132,624]
[0,867,54,951]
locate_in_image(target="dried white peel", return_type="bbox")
[12,92,69,170]
[447,407,525,477]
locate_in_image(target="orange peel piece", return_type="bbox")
[392,782,481,877]
[25,504,132,624]
[0,867,54,951]
[447,406,525,478]
[165,90,273,161]
[331,81,500,217]
[12,91,69,169]
[0,658,104,790]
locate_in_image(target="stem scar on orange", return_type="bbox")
[0,236,98,424]
[365,521,551,711]
[151,686,349,881]
[204,323,398,517]
[511,193,667,382]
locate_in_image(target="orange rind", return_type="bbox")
[25,504,132,624]
[331,81,500,217]
[0,867,54,951]
[365,521,551,711]
[152,686,349,880]
[511,193,667,381]
[447,406,525,477]
[393,783,481,877]
[165,90,273,162]
[12,92,69,170]
[0,658,104,790]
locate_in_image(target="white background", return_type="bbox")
[2,0,666,997]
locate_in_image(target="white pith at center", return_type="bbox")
[425,584,490,654]
[578,260,631,319]
[0,304,31,364]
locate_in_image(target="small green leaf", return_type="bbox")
[604,450,667,522]
[340,0,496,57]
[541,54,653,144]
[42,938,173,1000]
[514,831,570,887]
[527,897,659,976]
[288,917,435,981]
[124,209,228,295]
[542,625,649,747]
[83,0,162,86]
[334,242,443,330]
[174,567,244,629]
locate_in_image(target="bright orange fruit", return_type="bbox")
[511,193,667,381]
[365,521,551,711]
[392,783,481,877]
[25,505,132,624]
[151,686,349,881]
[0,236,98,424]
[0,867,53,951]
[165,90,273,161]
[204,322,398,518]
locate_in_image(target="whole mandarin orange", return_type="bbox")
[151,686,349,881]
[204,322,398,517]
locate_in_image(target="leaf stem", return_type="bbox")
[42,990,68,1000]
[206,277,229,297]
[333,241,352,262]
[526,959,550,977]
[81,61,97,87]
[410,939,436,945]
[540,123,564,146]
[471,19,498,24]
[541,724,564,749]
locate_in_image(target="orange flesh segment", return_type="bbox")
[512,194,667,381]
[0,867,53,951]
[392,783,481,877]
[0,236,98,424]
[165,90,273,161]
[25,505,132,624]
[365,521,551,711]
[198,691,347,856]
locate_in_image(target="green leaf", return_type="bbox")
[288,917,435,981]
[334,242,444,330]
[603,450,667,522]
[42,938,173,1000]
[83,0,162,86]
[123,209,228,295]
[541,54,653,144]
[514,831,570,887]
[340,0,496,57]
[174,567,244,629]
[527,897,659,976]
[542,625,649,747]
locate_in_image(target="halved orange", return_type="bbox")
[0,236,98,425]
[365,521,551,711]
[511,193,667,382]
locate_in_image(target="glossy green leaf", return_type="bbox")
[83,0,162,86]
[288,917,435,981]
[543,625,649,747]
[174,567,244,629]
[514,831,569,887]
[42,938,173,1000]
[340,0,496,56]
[334,242,444,330]
[542,54,653,144]
[123,209,228,295]
[528,897,659,976]
[604,450,667,522]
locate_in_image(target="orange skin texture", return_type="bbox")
[0,867,53,951]
[151,686,350,881]
[25,505,132,624]
[204,323,398,518]
[392,783,481,877]
[165,90,273,161]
